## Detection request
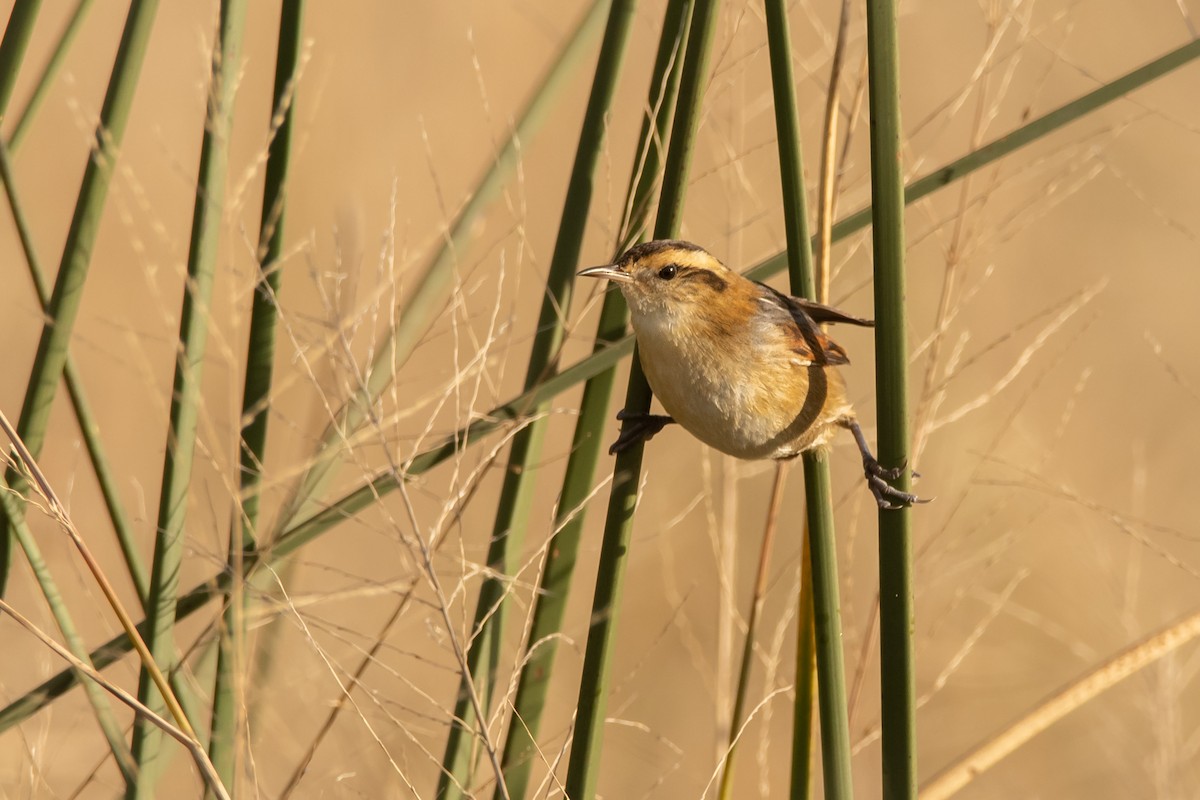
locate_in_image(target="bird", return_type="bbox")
[578,239,924,509]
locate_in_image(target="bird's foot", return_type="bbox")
[609,410,676,455]
[842,419,930,510]
[861,454,928,510]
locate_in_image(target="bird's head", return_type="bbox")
[577,239,737,320]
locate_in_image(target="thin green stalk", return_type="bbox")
[273,0,611,533]
[0,478,137,787]
[802,452,853,790]
[209,0,305,788]
[0,0,42,113]
[0,138,204,728]
[565,1,720,797]
[7,37,1199,731]
[0,0,159,596]
[498,2,692,795]
[796,0,853,796]
[561,366,650,800]
[0,140,148,600]
[128,2,247,795]
[6,0,95,153]
[437,2,637,796]
[864,0,915,797]
[762,0,854,795]
[237,0,303,546]
[789,528,816,800]
[764,0,816,298]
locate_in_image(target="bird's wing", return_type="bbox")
[786,295,874,328]
[755,282,867,366]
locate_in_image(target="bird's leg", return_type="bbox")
[840,419,927,510]
[609,410,676,455]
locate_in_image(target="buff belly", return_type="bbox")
[636,327,848,461]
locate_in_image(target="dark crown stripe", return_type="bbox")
[619,238,705,262]
[681,267,728,292]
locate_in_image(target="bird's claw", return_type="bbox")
[862,455,928,510]
[609,411,676,455]
[864,457,907,482]
[841,420,928,509]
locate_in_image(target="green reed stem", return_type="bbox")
[761,0,854,795]
[0,0,159,596]
[0,476,137,787]
[208,0,305,789]
[790,528,816,799]
[128,2,246,795]
[564,1,719,797]
[864,0,916,796]
[0,0,41,114]
[6,0,95,153]
[497,3,692,796]
[7,36,1198,734]
[435,2,636,797]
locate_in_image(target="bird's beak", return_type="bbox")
[577,264,633,284]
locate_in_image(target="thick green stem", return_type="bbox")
[864,0,916,796]
[802,452,854,795]
[789,531,816,800]
[762,0,854,795]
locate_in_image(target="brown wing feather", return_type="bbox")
[757,282,858,366]
[787,295,874,328]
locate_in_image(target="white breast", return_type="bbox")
[633,309,784,459]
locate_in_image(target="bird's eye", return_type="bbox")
[658,265,678,280]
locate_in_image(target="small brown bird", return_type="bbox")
[578,239,923,509]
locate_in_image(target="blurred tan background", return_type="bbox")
[1,1,1199,797]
